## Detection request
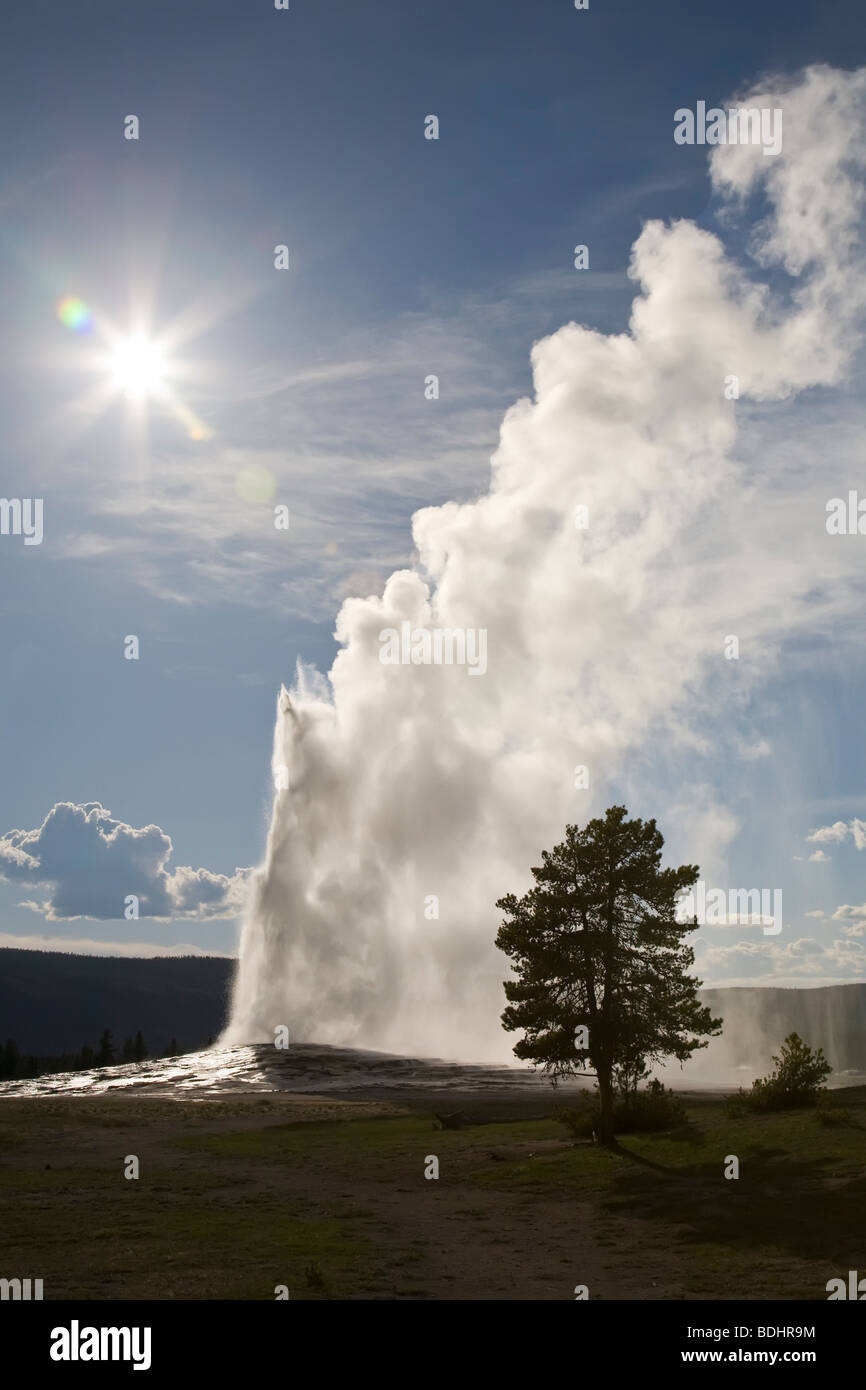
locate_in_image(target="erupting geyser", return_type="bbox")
[224,66,866,1062]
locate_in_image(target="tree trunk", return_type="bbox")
[597,1066,615,1146]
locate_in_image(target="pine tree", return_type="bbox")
[133,1030,147,1062]
[496,806,722,1145]
[1,1039,19,1079]
[749,1033,832,1109]
[96,1029,115,1067]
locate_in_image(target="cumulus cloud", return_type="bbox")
[806,821,849,844]
[832,903,866,923]
[807,818,866,848]
[0,803,250,922]
[224,65,866,1060]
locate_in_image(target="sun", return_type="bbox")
[55,294,214,440]
[109,335,168,400]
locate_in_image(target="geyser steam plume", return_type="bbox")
[225,66,866,1062]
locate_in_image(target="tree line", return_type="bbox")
[0,1029,211,1081]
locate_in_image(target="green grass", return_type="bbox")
[174,1112,425,1162]
[1,1088,863,1299]
[550,1090,866,1296]
[1,1165,373,1299]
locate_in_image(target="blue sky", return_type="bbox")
[1,0,866,996]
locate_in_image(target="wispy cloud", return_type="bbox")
[695,933,866,986]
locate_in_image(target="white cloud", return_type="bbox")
[832,903,866,922]
[806,821,849,843]
[697,934,866,983]
[0,803,250,922]
[807,817,866,847]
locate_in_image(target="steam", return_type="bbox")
[674,985,866,1086]
[224,66,866,1062]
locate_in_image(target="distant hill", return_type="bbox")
[0,949,864,1073]
[0,948,235,1055]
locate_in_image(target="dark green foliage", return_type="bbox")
[2,1039,19,1079]
[727,1033,832,1115]
[613,1055,652,1099]
[96,1029,115,1067]
[555,1077,687,1138]
[0,1026,191,1082]
[0,948,232,1056]
[496,806,721,1143]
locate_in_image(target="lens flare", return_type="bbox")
[57,297,93,333]
[235,466,276,503]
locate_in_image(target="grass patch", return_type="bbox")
[2,1087,864,1299]
[1,1165,374,1299]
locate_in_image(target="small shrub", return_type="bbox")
[555,1078,686,1139]
[619,1078,687,1132]
[553,1092,597,1140]
[729,1034,832,1114]
[725,1089,751,1119]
